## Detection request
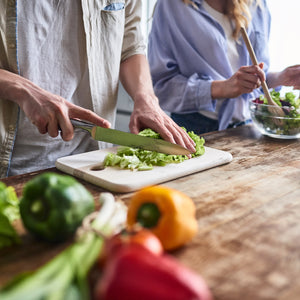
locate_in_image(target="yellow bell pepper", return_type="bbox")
[127,185,198,251]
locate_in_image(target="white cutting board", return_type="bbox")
[55,146,232,193]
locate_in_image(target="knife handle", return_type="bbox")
[70,119,94,129]
[58,119,94,135]
[69,119,95,135]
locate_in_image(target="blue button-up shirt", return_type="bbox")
[148,0,271,130]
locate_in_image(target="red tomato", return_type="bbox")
[99,228,163,267]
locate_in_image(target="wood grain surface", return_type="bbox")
[1,125,300,300]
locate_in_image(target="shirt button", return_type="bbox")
[8,125,15,131]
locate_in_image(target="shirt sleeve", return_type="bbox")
[148,0,216,114]
[121,0,146,62]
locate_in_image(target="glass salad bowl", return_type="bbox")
[249,91,300,139]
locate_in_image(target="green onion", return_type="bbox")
[0,193,127,300]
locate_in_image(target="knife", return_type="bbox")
[70,119,192,155]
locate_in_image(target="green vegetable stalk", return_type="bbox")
[0,182,20,249]
[0,193,127,300]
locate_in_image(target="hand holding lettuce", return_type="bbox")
[104,128,205,171]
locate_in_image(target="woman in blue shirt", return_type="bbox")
[148,0,300,134]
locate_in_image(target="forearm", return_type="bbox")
[119,54,196,153]
[211,79,242,99]
[211,80,226,99]
[266,72,282,89]
[266,64,300,90]
[0,69,30,105]
[119,54,157,104]
[0,69,110,140]
[122,58,213,113]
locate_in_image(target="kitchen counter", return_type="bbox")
[1,124,300,300]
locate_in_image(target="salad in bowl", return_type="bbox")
[249,90,300,139]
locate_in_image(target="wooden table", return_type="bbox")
[1,125,300,300]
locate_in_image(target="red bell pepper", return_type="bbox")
[94,244,212,300]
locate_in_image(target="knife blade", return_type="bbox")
[70,119,192,156]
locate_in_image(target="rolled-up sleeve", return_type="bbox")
[148,38,215,112]
[121,0,146,62]
[148,0,218,114]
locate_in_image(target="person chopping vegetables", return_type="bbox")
[0,0,196,178]
[148,0,300,134]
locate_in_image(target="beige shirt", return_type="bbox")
[0,0,145,178]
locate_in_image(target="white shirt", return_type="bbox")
[200,1,250,123]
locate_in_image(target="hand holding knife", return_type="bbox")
[70,119,193,156]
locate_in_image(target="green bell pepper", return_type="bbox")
[20,172,95,242]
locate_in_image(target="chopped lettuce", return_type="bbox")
[104,128,205,171]
[0,182,21,248]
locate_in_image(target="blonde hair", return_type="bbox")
[182,0,262,39]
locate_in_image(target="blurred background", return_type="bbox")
[115,0,300,131]
[268,0,300,96]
